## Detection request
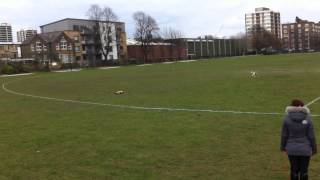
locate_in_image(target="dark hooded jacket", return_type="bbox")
[281,106,317,156]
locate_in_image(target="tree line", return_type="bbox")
[88,4,320,61]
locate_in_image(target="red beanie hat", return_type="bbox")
[291,99,304,107]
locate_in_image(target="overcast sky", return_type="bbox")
[1,0,320,41]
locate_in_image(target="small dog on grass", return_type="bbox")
[250,71,257,78]
[114,90,125,95]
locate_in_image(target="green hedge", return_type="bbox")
[1,65,16,74]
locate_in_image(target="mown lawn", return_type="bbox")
[1,53,320,179]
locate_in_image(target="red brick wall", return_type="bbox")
[127,45,187,63]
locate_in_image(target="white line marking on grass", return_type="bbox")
[53,69,82,73]
[179,60,197,63]
[162,62,175,64]
[137,64,153,67]
[306,97,320,107]
[99,66,121,70]
[2,80,320,117]
[0,73,33,77]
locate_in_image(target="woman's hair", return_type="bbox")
[291,99,304,107]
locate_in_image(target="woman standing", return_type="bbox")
[281,99,317,180]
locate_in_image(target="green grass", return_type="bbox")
[1,53,320,179]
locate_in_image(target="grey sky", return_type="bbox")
[1,0,320,41]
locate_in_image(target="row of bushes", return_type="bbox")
[0,63,35,75]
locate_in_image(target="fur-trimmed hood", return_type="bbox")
[285,106,310,122]
[286,106,310,114]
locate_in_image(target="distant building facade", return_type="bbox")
[0,43,19,60]
[184,38,247,59]
[17,29,37,42]
[282,17,320,52]
[0,23,13,43]
[245,7,281,39]
[127,39,187,63]
[20,31,84,66]
[40,18,127,66]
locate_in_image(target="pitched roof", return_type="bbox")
[40,18,125,28]
[21,31,64,45]
[39,31,63,42]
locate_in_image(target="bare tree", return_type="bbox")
[86,4,102,66]
[86,4,118,66]
[230,32,248,55]
[87,4,103,22]
[162,27,185,60]
[133,11,159,63]
[101,7,118,62]
[204,35,216,40]
[251,27,281,54]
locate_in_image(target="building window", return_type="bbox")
[60,38,67,50]
[75,46,81,52]
[43,44,47,51]
[56,44,60,50]
[61,54,69,63]
[31,44,35,51]
[68,44,72,50]
[36,41,42,51]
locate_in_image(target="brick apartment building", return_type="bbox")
[20,31,84,66]
[40,18,127,66]
[282,17,320,52]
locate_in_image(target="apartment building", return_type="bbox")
[20,31,84,66]
[40,18,127,66]
[282,17,320,52]
[0,23,13,43]
[17,29,37,42]
[245,7,281,39]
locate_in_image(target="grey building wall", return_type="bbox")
[41,19,95,33]
[41,19,125,33]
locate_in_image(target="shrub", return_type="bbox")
[20,64,34,73]
[1,64,16,74]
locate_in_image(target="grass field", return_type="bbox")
[1,53,320,179]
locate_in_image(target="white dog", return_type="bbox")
[250,71,257,78]
[114,90,125,95]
